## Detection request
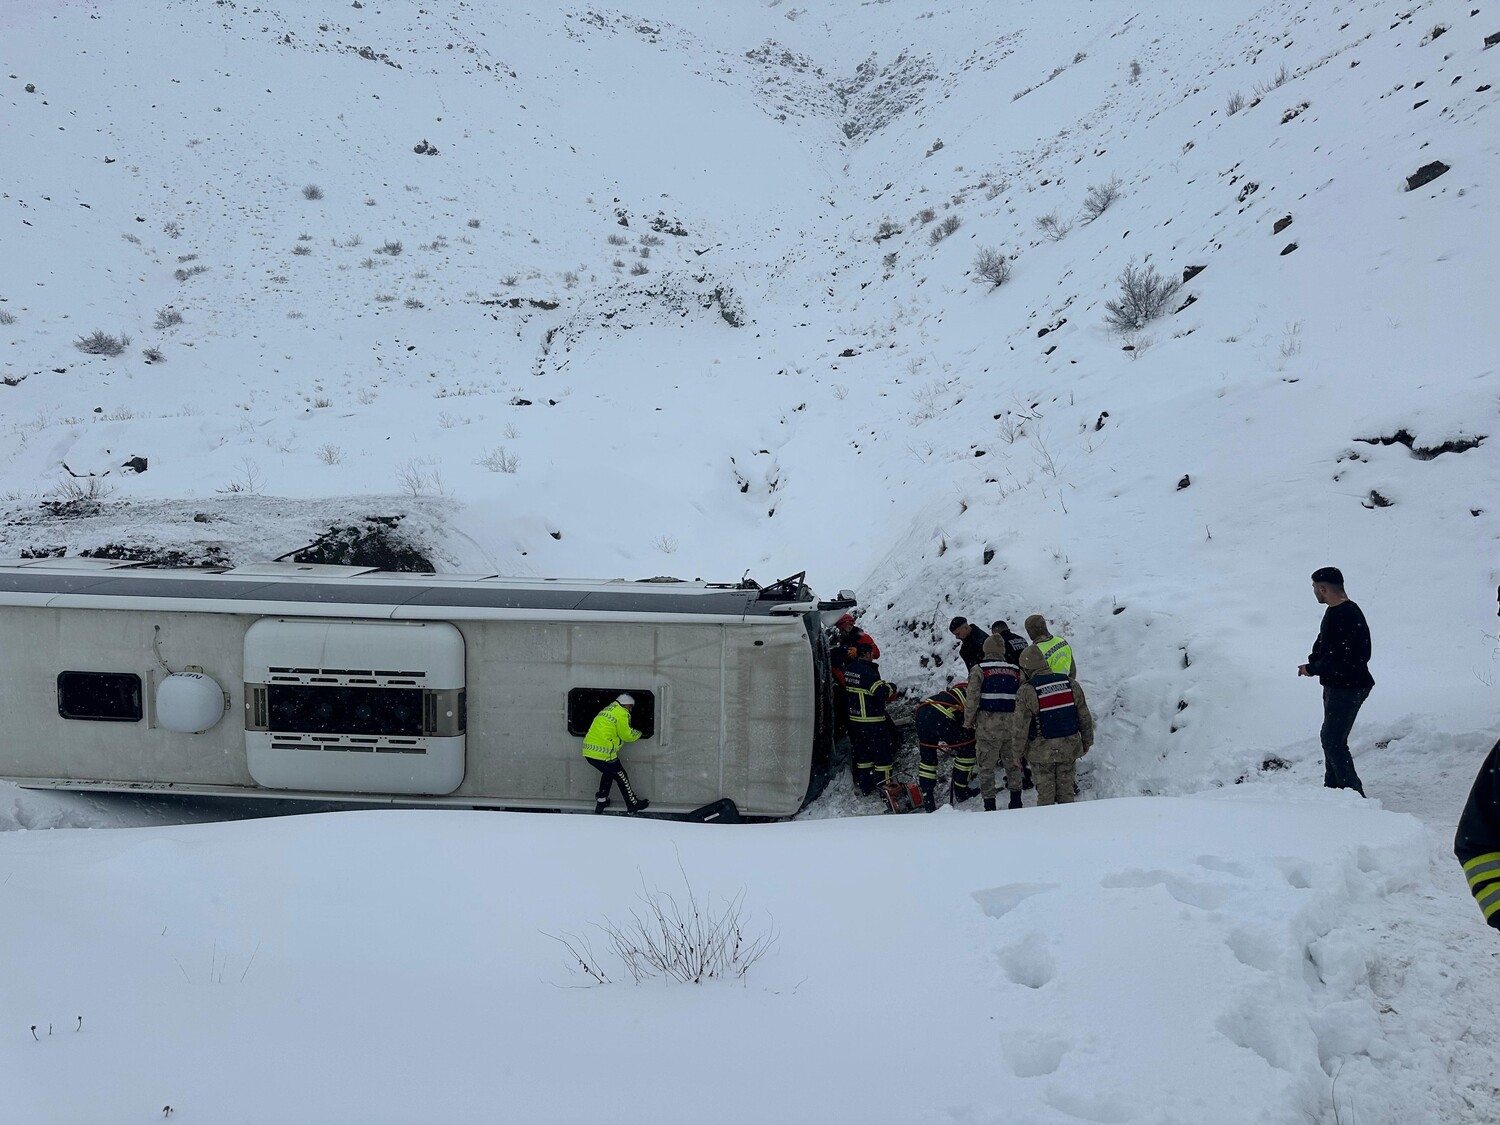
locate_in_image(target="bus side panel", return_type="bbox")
[0,606,251,787]
[458,620,727,812]
[730,624,816,819]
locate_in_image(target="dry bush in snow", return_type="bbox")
[302,184,324,200]
[1035,212,1073,241]
[1079,177,1123,224]
[1103,261,1182,333]
[75,331,130,356]
[973,247,1012,288]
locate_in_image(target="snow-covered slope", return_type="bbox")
[3,0,1495,796]
[4,2,1500,1122]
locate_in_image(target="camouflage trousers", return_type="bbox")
[1028,735,1085,806]
[973,713,1024,802]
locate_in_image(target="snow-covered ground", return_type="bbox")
[3,0,1499,1120]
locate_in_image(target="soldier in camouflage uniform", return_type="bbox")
[964,633,1026,810]
[1013,647,1094,806]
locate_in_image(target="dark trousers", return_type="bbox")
[587,757,643,811]
[849,721,894,792]
[1320,687,1370,795]
[915,711,975,800]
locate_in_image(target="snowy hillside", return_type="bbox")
[2,0,1496,793]
[3,0,1500,1121]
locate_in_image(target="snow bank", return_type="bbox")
[0,793,1438,1124]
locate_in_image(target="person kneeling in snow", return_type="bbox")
[1013,647,1094,806]
[581,694,650,815]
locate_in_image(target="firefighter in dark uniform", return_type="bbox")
[829,613,879,741]
[843,640,895,795]
[1456,737,1500,931]
[914,682,974,811]
[1454,585,1500,931]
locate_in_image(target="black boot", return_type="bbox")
[628,798,651,815]
[983,796,997,812]
[594,796,610,814]
[1008,790,1024,810]
[1022,764,1035,791]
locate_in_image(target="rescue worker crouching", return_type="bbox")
[914,682,975,811]
[581,693,650,814]
[1013,647,1094,806]
[964,634,1025,811]
[843,640,896,795]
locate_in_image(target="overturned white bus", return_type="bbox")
[0,560,852,819]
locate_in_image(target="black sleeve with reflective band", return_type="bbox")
[1455,737,1500,929]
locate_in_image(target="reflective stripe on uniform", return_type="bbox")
[1040,636,1073,674]
[1480,883,1500,921]
[1463,852,1500,890]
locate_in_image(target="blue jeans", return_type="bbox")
[1321,687,1370,795]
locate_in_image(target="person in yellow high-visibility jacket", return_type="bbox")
[582,694,650,814]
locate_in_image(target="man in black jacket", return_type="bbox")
[1297,566,1374,795]
[948,616,989,671]
[1453,585,1500,932]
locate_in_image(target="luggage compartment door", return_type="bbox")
[243,619,465,795]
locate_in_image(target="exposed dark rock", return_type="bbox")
[287,515,435,571]
[121,456,148,474]
[1486,30,1500,48]
[1095,411,1109,431]
[1176,474,1191,490]
[1236,181,1259,202]
[81,543,232,568]
[1273,214,1293,234]
[1357,429,1485,459]
[1181,264,1206,283]
[1363,490,1394,509]
[1405,160,1450,190]
[982,547,995,565]
[1280,242,1298,255]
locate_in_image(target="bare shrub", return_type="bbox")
[374,293,396,303]
[292,244,312,256]
[629,261,649,275]
[639,233,664,247]
[302,184,324,200]
[548,868,775,986]
[638,246,651,259]
[929,214,961,245]
[1035,212,1073,241]
[467,218,481,228]
[377,240,404,256]
[360,257,377,269]
[1129,59,1142,81]
[317,443,344,465]
[477,446,519,473]
[142,346,165,363]
[0,309,16,326]
[611,258,625,269]
[653,534,679,554]
[1226,91,1246,116]
[1074,51,1087,63]
[973,247,1012,288]
[163,220,182,239]
[916,207,937,225]
[153,307,184,329]
[75,331,130,356]
[356,387,378,405]
[1103,261,1182,333]
[404,297,425,309]
[607,233,629,246]
[882,251,899,271]
[174,264,209,282]
[874,219,903,242]
[396,457,444,497]
[1079,176,1123,223]
[500,274,519,287]
[562,270,580,288]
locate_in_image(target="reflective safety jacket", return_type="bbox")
[1037,635,1076,677]
[842,659,893,723]
[917,683,967,721]
[974,661,1021,713]
[1455,736,1500,930]
[581,701,642,761]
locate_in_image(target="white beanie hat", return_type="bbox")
[616,693,635,706]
